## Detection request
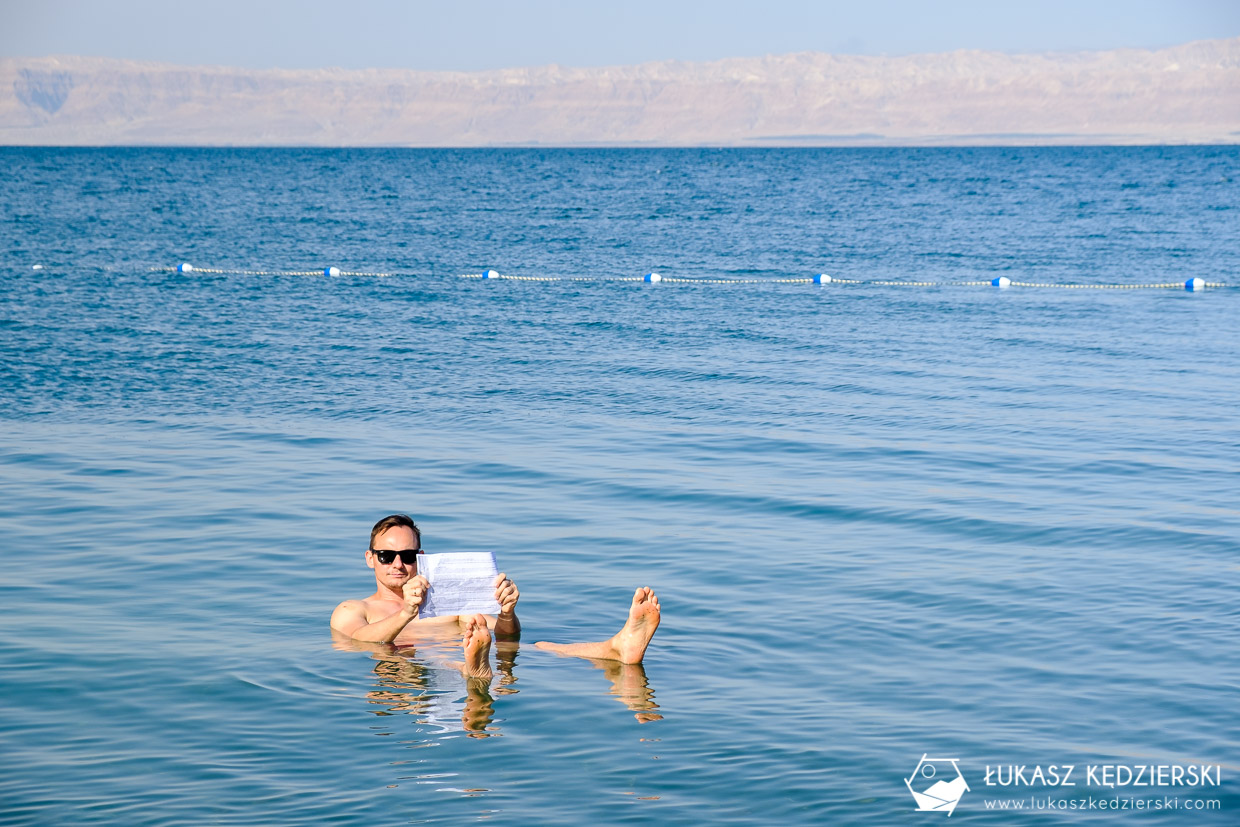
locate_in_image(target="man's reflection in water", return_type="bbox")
[368,653,432,716]
[332,632,661,733]
[333,632,514,738]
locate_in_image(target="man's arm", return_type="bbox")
[484,573,521,640]
[491,608,520,640]
[331,600,415,643]
[331,578,428,643]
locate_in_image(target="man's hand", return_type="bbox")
[402,575,430,618]
[494,572,519,617]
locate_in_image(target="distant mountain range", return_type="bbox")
[2,38,1237,146]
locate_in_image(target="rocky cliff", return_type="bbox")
[2,39,1237,145]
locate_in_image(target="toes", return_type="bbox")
[464,616,486,646]
[464,615,491,649]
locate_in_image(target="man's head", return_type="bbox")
[366,513,422,589]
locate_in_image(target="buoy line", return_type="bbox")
[463,270,1227,291]
[20,264,1221,292]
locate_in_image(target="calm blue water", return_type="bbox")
[1,147,1238,825]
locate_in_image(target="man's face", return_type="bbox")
[367,525,420,589]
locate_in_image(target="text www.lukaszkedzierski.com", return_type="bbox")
[984,796,1220,811]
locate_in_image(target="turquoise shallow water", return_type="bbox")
[1,147,1238,824]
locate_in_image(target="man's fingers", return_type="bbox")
[491,573,518,610]
[497,583,519,609]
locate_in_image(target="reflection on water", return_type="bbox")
[585,658,662,723]
[332,633,503,737]
[332,633,662,738]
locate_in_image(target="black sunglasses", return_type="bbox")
[368,548,423,565]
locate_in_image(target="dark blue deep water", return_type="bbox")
[1,147,1238,825]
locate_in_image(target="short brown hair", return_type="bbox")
[369,514,421,548]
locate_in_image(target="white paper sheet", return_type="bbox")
[417,552,500,618]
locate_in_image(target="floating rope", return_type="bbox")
[13,262,1232,292]
[152,264,392,277]
[460,273,642,282]
[461,270,1227,291]
[57,264,1219,291]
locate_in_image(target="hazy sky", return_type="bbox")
[2,0,1238,71]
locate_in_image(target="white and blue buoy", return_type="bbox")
[1185,278,1205,291]
[177,263,193,273]
[324,266,341,277]
[482,269,499,279]
[644,272,662,283]
[813,273,832,284]
[992,276,1011,288]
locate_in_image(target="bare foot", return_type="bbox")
[535,587,662,664]
[461,614,493,680]
[613,587,661,664]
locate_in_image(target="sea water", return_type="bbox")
[0,147,1237,824]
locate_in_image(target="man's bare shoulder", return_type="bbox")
[331,598,376,631]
